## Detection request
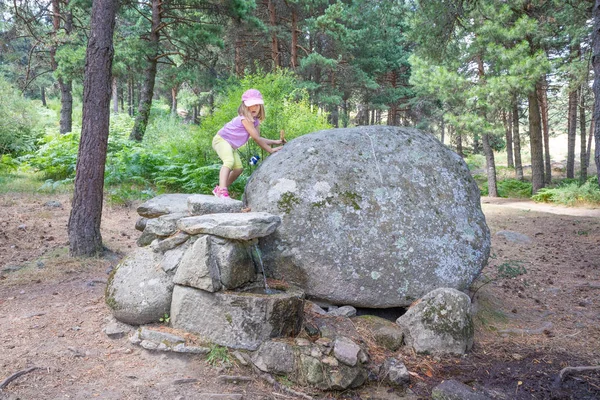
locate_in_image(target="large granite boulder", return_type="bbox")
[244,126,490,307]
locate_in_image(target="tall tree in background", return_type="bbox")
[129,0,251,141]
[68,0,118,256]
[593,0,600,187]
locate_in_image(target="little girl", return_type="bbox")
[212,89,282,198]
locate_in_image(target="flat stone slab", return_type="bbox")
[188,194,243,215]
[177,212,281,240]
[137,194,191,218]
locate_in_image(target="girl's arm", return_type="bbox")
[242,119,282,153]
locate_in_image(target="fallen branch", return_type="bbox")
[239,353,314,400]
[559,366,600,381]
[0,367,40,389]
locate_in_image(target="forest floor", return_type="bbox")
[0,192,599,399]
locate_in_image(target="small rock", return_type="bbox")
[18,224,27,231]
[328,305,357,317]
[512,353,524,361]
[295,338,311,346]
[44,200,63,208]
[321,356,339,367]
[381,358,410,386]
[104,321,133,339]
[333,336,361,366]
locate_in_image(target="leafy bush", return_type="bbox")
[23,131,80,180]
[532,177,600,206]
[480,178,532,198]
[0,77,43,156]
[195,70,331,164]
[464,154,485,171]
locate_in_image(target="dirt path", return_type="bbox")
[1,192,599,399]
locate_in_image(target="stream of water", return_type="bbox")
[252,244,273,294]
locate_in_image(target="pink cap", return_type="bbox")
[242,89,264,107]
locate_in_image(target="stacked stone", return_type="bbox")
[106,194,305,351]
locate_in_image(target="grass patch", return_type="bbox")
[0,170,72,194]
[532,176,600,206]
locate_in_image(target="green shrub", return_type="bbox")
[464,154,485,171]
[532,176,600,206]
[0,77,44,156]
[195,70,331,163]
[480,178,532,198]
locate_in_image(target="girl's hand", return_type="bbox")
[270,146,283,153]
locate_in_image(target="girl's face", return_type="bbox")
[248,104,260,117]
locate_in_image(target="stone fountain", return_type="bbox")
[106,194,305,350]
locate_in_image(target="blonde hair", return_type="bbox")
[238,102,265,123]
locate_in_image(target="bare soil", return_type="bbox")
[1,192,599,399]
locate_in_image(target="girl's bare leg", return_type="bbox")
[219,165,231,189]
[227,168,243,187]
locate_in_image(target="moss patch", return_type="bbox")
[278,192,301,214]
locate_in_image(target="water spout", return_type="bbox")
[252,244,272,294]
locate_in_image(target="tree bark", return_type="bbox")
[291,7,298,69]
[477,55,497,197]
[529,87,545,193]
[68,0,118,256]
[112,76,118,113]
[128,74,134,117]
[593,0,600,186]
[587,117,594,168]
[580,86,588,182]
[40,86,47,107]
[538,77,551,183]
[171,86,178,116]
[130,0,161,141]
[567,88,578,178]
[513,98,524,180]
[267,0,279,67]
[51,0,73,134]
[503,110,514,168]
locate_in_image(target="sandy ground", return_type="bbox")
[0,192,599,399]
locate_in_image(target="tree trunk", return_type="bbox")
[455,127,464,157]
[128,74,134,117]
[529,87,545,193]
[483,133,498,196]
[538,77,551,183]
[68,0,118,257]
[267,0,279,67]
[594,0,600,186]
[130,0,161,141]
[40,86,47,107]
[291,7,298,69]
[50,0,73,134]
[580,86,588,182]
[503,110,514,168]
[477,55,497,197]
[567,89,577,178]
[513,99,524,180]
[587,117,594,168]
[171,86,178,116]
[112,76,118,113]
